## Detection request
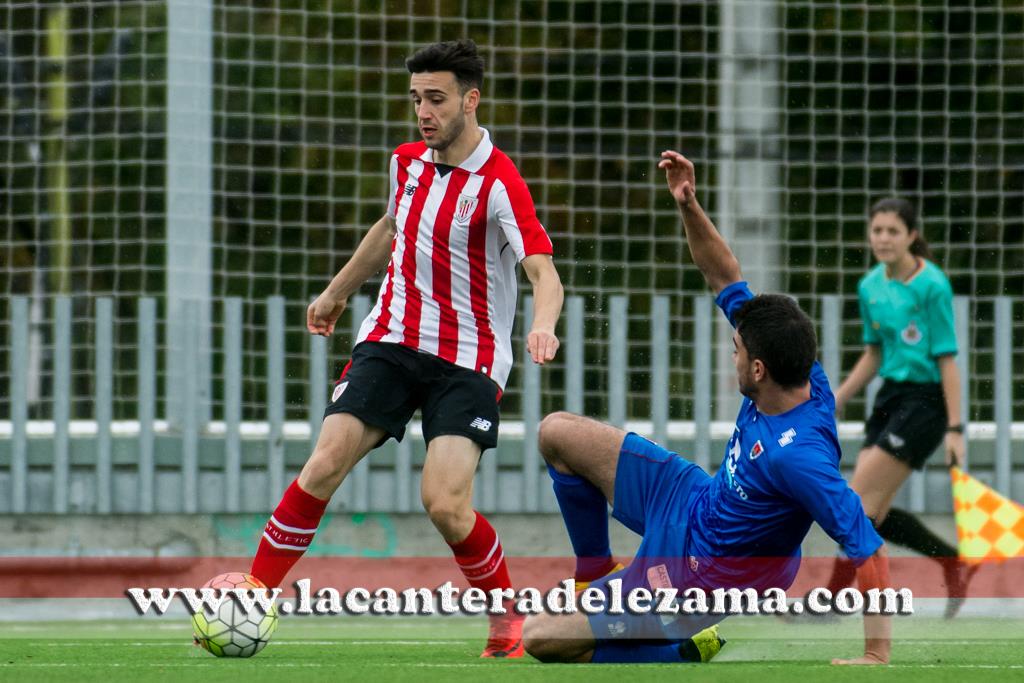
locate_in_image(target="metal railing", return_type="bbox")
[1,294,1020,515]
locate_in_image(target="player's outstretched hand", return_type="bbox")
[307,291,347,336]
[527,329,559,365]
[658,150,698,207]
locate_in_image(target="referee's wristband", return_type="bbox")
[946,424,964,434]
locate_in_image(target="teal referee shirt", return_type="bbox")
[858,260,958,384]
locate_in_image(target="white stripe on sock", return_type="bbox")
[457,536,500,570]
[262,531,310,551]
[467,551,505,581]
[269,514,317,534]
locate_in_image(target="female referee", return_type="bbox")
[828,198,973,618]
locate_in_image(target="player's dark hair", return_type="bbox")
[870,197,933,260]
[733,294,817,390]
[406,39,484,94]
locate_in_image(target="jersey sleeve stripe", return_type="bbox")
[499,169,552,256]
[399,163,437,349]
[366,157,411,343]
[387,154,400,217]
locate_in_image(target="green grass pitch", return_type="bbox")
[0,616,1020,682]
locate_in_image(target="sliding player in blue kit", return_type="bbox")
[522,151,893,666]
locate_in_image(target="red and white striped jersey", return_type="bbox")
[355,128,553,390]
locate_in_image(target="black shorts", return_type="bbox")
[862,380,946,470]
[323,341,501,451]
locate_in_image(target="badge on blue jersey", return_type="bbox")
[749,440,764,460]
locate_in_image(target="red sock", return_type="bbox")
[250,479,328,588]
[448,511,521,630]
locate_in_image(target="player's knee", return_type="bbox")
[421,491,471,537]
[522,614,568,663]
[298,442,355,496]
[538,411,576,465]
[305,440,352,481]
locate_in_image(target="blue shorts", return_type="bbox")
[585,433,724,642]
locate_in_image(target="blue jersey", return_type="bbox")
[684,282,882,590]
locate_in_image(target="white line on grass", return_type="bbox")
[7,662,1024,670]
[34,639,472,647]
[2,662,488,668]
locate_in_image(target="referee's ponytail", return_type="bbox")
[870,197,934,261]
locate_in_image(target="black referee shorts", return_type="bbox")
[323,341,501,451]
[862,380,947,470]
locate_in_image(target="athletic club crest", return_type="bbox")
[454,194,478,223]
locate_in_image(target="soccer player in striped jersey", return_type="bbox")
[522,151,891,665]
[250,39,563,658]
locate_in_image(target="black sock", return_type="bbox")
[877,507,957,558]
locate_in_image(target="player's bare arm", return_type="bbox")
[521,254,563,365]
[658,150,742,294]
[833,544,892,665]
[306,214,396,336]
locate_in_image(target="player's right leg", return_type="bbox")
[250,342,418,588]
[249,413,384,588]
[296,413,385,499]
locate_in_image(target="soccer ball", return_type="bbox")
[191,572,278,657]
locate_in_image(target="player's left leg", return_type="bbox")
[529,422,724,664]
[538,411,625,500]
[538,412,627,583]
[418,359,520,657]
[420,435,523,657]
[521,608,595,662]
[523,601,726,663]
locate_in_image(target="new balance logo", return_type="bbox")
[403,183,416,196]
[469,417,492,432]
[778,428,796,447]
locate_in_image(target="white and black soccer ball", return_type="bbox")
[191,572,278,658]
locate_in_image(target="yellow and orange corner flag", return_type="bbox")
[951,466,1024,563]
